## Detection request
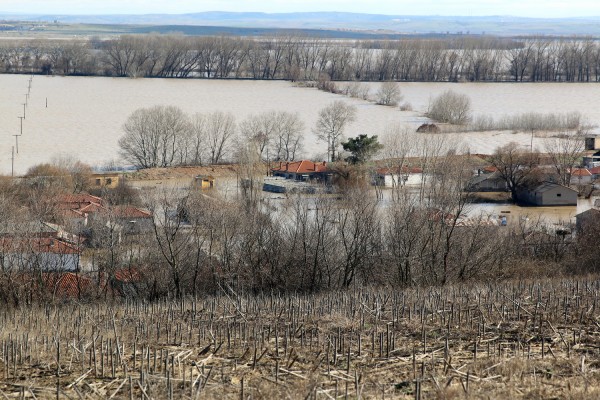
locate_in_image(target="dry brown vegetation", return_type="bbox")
[1,278,600,399]
[126,165,240,181]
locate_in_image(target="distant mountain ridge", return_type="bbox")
[3,11,600,36]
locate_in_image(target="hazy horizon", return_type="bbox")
[2,0,600,19]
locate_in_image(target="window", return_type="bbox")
[557,193,562,197]
[95,179,101,186]
[106,178,112,185]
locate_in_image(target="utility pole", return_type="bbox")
[18,116,24,135]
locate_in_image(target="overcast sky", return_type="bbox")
[1,0,599,18]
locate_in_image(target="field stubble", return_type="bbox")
[1,277,600,399]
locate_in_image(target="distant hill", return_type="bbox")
[2,12,600,37]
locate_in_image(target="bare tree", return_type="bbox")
[119,105,191,169]
[544,132,585,186]
[343,81,370,100]
[143,187,203,298]
[427,90,471,125]
[187,113,209,165]
[314,101,357,162]
[272,111,305,161]
[375,81,402,106]
[239,111,278,159]
[488,142,540,202]
[205,111,237,164]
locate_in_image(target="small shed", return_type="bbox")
[193,175,215,190]
[90,172,120,189]
[518,182,577,206]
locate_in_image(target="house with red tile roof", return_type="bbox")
[570,168,592,185]
[0,236,82,271]
[271,161,330,181]
[57,193,152,232]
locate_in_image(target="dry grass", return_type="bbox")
[1,276,600,399]
[126,165,240,181]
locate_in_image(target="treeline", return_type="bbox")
[2,34,600,82]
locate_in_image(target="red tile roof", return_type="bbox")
[57,194,103,209]
[571,168,592,177]
[0,237,81,254]
[71,202,106,216]
[114,268,143,282]
[110,206,152,219]
[272,161,328,174]
[57,193,152,220]
[43,273,92,298]
[588,166,600,175]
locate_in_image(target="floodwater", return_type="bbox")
[468,198,597,228]
[1,76,600,175]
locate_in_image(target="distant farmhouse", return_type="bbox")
[90,172,120,189]
[192,175,215,190]
[271,160,331,181]
[265,161,331,194]
[373,166,424,187]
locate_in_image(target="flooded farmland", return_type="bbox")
[1,75,600,175]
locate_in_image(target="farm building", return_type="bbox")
[466,171,508,192]
[570,168,592,185]
[517,182,577,206]
[0,237,82,272]
[373,166,424,187]
[90,172,120,189]
[271,160,331,182]
[192,175,215,189]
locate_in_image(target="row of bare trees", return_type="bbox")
[119,106,305,168]
[3,35,600,82]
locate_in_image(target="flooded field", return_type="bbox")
[1,75,600,175]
